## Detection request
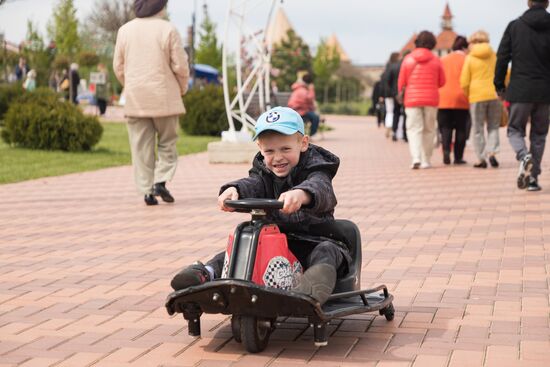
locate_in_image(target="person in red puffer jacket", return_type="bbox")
[398,31,446,169]
[287,73,320,137]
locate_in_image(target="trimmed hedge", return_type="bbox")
[179,85,229,136]
[1,88,103,151]
[0,83,25,121]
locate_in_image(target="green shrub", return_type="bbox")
[179,85,229,136]
[0,83,25,121]
[1,88,103,151]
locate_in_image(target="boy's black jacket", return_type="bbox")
[220,144,350,245]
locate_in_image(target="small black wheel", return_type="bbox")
[240,316,273,353]
[231,316,242,343]
[379,303,395,321]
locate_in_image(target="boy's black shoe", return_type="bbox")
[474,160,487,168]
[517,154,533,189]
[153,182,175,203]
[144,194,158,206]
[392,135,398,142]
[489,156,499,168]
[171,261,211,291]
[443,151,451,165]
[454,159,467,165]
[292,264,336,305]
[527,177,541,192]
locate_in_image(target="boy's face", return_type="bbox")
[257,132,309,177]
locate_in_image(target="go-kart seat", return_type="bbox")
[333,219,362,293]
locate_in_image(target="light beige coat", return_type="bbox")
[113,12,189,118]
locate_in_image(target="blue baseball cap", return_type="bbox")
[253,106,305,140]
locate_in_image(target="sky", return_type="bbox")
[0,0,530,65]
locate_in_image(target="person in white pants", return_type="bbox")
[113,0,190,205]
[397,31,446,169]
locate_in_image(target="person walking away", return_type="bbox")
[371,80,385,128]
[114,0,190,205]
[495,0,550,191]
[381,52,402,140]
[69,63,81,105]
[438,36,470,165]
[398,31,446,169]
[15,57,29,82]
[460,30,501,169]
[287,73,321,138]
[95,63,110,116]
[59,69,70,98]
[23,69,37,92]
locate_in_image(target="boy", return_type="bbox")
[171,107,350,305]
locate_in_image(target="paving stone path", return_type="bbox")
[1,115,549,366]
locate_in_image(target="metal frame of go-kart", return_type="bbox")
[165,199,395,352]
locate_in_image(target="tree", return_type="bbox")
[84,0,134,50]
[22,21,53,87]
[313,38,340,104]
[195,3,222,70]
[271,29,312,92]
[47,0,81,58]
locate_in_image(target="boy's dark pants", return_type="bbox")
[206,240,346,279]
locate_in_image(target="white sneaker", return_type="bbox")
[420,162,431,169]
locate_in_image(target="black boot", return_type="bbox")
[153,182,175,203]
[144,194,158,206]
[171,261,211,291]
[443,151,451,165]
[292,264,336,305]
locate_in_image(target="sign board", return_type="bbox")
[89,72,106,84]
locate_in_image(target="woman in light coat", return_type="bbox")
[460,30,502,169]
[113,0,189,205]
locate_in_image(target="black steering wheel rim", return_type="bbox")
[224,199,283,212]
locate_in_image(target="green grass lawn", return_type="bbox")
[0,122,219,184]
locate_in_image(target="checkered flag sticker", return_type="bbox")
[262,256,301,290]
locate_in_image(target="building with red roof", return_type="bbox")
[401,3,457,57]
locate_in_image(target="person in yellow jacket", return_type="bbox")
[460,30,502,169]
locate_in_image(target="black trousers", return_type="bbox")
[391,100,403,135]
[206,240,346,279]
[507,103,550,178]
[97,98,107,115]
[437,109,469,161]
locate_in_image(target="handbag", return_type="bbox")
[395,89,405,105]
[500,101,509,128]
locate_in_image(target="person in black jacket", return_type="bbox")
[381,52,403,140]
[495,0,550,191]
[170,107,350,305]
[371,80,385,127]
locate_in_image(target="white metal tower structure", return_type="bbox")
[221,0,279,142]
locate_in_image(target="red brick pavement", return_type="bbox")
[1,115,549,366]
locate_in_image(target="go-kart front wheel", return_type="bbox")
[231,316,242,343]
[240,316,274,353]
[379,303,395,321]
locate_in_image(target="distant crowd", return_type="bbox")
[371,0,550,192]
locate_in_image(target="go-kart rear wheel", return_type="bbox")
[379,303,395,321]
[231,316,242,343]
[240,316,273,353]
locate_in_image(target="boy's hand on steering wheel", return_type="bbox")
[218,187,239,211]
[278,189,311,214]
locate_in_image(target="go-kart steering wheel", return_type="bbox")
[224,199,283,213]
